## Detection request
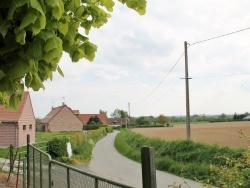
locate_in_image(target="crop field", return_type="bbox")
[132,121,250,149]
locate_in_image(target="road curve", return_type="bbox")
[86,130,205,188]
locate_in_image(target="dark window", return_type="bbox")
[23,125,26,130]
[29,124,32,129]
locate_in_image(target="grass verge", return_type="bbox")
[114,129,244,184]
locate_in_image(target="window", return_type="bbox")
[29,124,32,130]
[23,125,26,130]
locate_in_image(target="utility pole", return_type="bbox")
[128,102,130,128]
[184,41,191,140]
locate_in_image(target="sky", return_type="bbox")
[29,0,250,118]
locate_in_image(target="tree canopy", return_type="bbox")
[157,114,169,124]
[110,108,128,118]
[0,0,146,110]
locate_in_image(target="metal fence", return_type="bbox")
[25,135,134,188]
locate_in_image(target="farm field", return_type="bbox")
[132,121,250,149]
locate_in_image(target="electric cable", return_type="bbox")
[132,51,185,105]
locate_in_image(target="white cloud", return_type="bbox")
[30,0,250,118]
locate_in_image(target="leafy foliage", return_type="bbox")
[87,116,102,125]
[135,116,152,126]
[157,114,169,124]
[110,108,128,118]
[0,0,147,109]
[48,136,70,158]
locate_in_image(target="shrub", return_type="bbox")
[48,136,70,158]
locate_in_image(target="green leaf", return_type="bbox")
[25,72,33,88]
[0,45,17,56]
[65,0,80,12]
[118,0,146,15]
[58,21,68,35]
[30,72,45,91]
[26,40,44,60]
[30,0,45,16]
[45,0,60,7]
[80,41,97,62]
[19,11,38,30]
[76,34,88,42]
[100,0,115,12]
[81,21,92,35]
[31,14,46,35]
[15,29,26,45]
[7,0,29,20]
[44,48,60,62]
[75,6,85,17]
[46,20,58,30]
[37,30,55,41]
[8,57,30,81]
[8,94,19,111]
[44,37,59,52]
[52,0,64,20]
[57,66,64,77]
[0,17,11,37]
[16,83,24,94]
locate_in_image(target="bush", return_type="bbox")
[48,136,70,158]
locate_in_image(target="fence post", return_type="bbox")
[141,146,157,188]
[9,145,13,172]
[95,178,98,188]
[27,134,30,188]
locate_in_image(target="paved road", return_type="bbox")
[82,131,205,188]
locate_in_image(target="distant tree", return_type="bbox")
[233,112,249,120]
[87,116,102,125]
[157,114,169,125]
[99,109,107,115]
[110,109,128,118]
[218,113,227,121]
[135,116,152,126]
[35,118,41,125]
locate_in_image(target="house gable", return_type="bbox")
[42,104,83,132]
[0,91,35,147]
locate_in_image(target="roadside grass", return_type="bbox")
[0,127,113,165]
[114,129,245,184]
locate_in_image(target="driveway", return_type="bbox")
[82,131,205,188]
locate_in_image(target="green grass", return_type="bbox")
[114,129,245,183]
[0,127,112,165]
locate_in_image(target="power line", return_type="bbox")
[192,73,250,79]
[132,51,185,105]
[133,79,181,115]
[189,27,250,46]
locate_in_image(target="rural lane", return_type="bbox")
[83,130,205,188]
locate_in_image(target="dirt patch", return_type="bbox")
[132,121,250,149]
[0,172,22,188]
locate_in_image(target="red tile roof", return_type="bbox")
[0,92,30,121]
[78,114,107,124]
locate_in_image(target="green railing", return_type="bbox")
[25,135,134,188]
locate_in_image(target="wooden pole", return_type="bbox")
[184,41,191,140]
[27,134,30,188]
[141,147,157,188]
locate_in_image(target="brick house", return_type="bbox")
[0,91,35,147]
[77,114,108,125]
[107,118,127,127]
[41,103,83,132]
